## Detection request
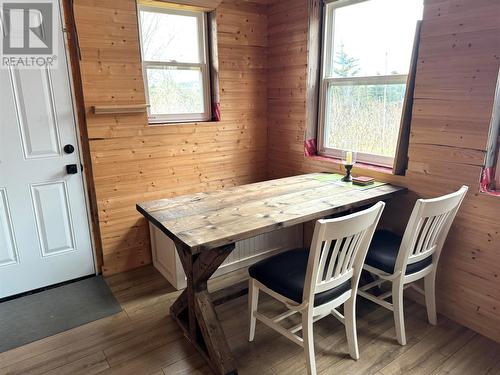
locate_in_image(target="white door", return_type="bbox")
[0,1,95,298]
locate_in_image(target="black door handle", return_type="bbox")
[66,164,78,174]
[64,144,75,154]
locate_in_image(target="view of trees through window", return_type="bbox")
[326,46,406,157]
[146,68,204,115]
[321,0,423,164]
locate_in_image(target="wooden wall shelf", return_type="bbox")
[92,104,149,115]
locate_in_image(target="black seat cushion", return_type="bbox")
[248,248,351,307]
[365,230,432,275]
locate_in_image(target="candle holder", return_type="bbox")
[341,150,356,182]
[342,164,353,182]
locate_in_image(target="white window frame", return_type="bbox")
[495,146,500,188]
[318,0,411,168]
[491,69,500,190]
[137,5,211,124]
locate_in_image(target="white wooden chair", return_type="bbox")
[358,186,468,345]
[247,202,385,375]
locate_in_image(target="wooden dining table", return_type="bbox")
[136,173,405,375]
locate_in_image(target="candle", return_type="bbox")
[346,151,352,165]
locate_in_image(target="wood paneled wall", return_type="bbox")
[267,0,500,342]
[73,0,268,275]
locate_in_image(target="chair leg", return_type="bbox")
[392,281,407,345]
[344,296,359,360]
[248,278,259,342]
[424,270,437,325]
[302,311,317,375]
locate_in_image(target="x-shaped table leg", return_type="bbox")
[170,243,237,375]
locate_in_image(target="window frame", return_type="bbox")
[317,0,413,168]
[487,68,500,192]
[495,143,500,188]
[137,5,212,124]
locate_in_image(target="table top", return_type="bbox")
[137,173,405,253]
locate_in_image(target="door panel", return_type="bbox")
[10,68,61,159]
[31,181,75,256]
[0,188,19,267]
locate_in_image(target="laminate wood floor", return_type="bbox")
[1,265,499,375]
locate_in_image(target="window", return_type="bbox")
[138,5,211,123]
[318,0,423,167]
[482,68,500,194]
[496,150,500,188]
[493,71,500,191]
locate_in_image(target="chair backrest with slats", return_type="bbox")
[303,202,385,306]
[395,186,468,274]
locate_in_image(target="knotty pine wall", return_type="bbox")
[268,0,500,342]
[73,0,268,275]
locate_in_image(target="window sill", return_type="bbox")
[480,169,500,197]
[480,189,500,197]
[306,154,394,175]
[148,120,217,126]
